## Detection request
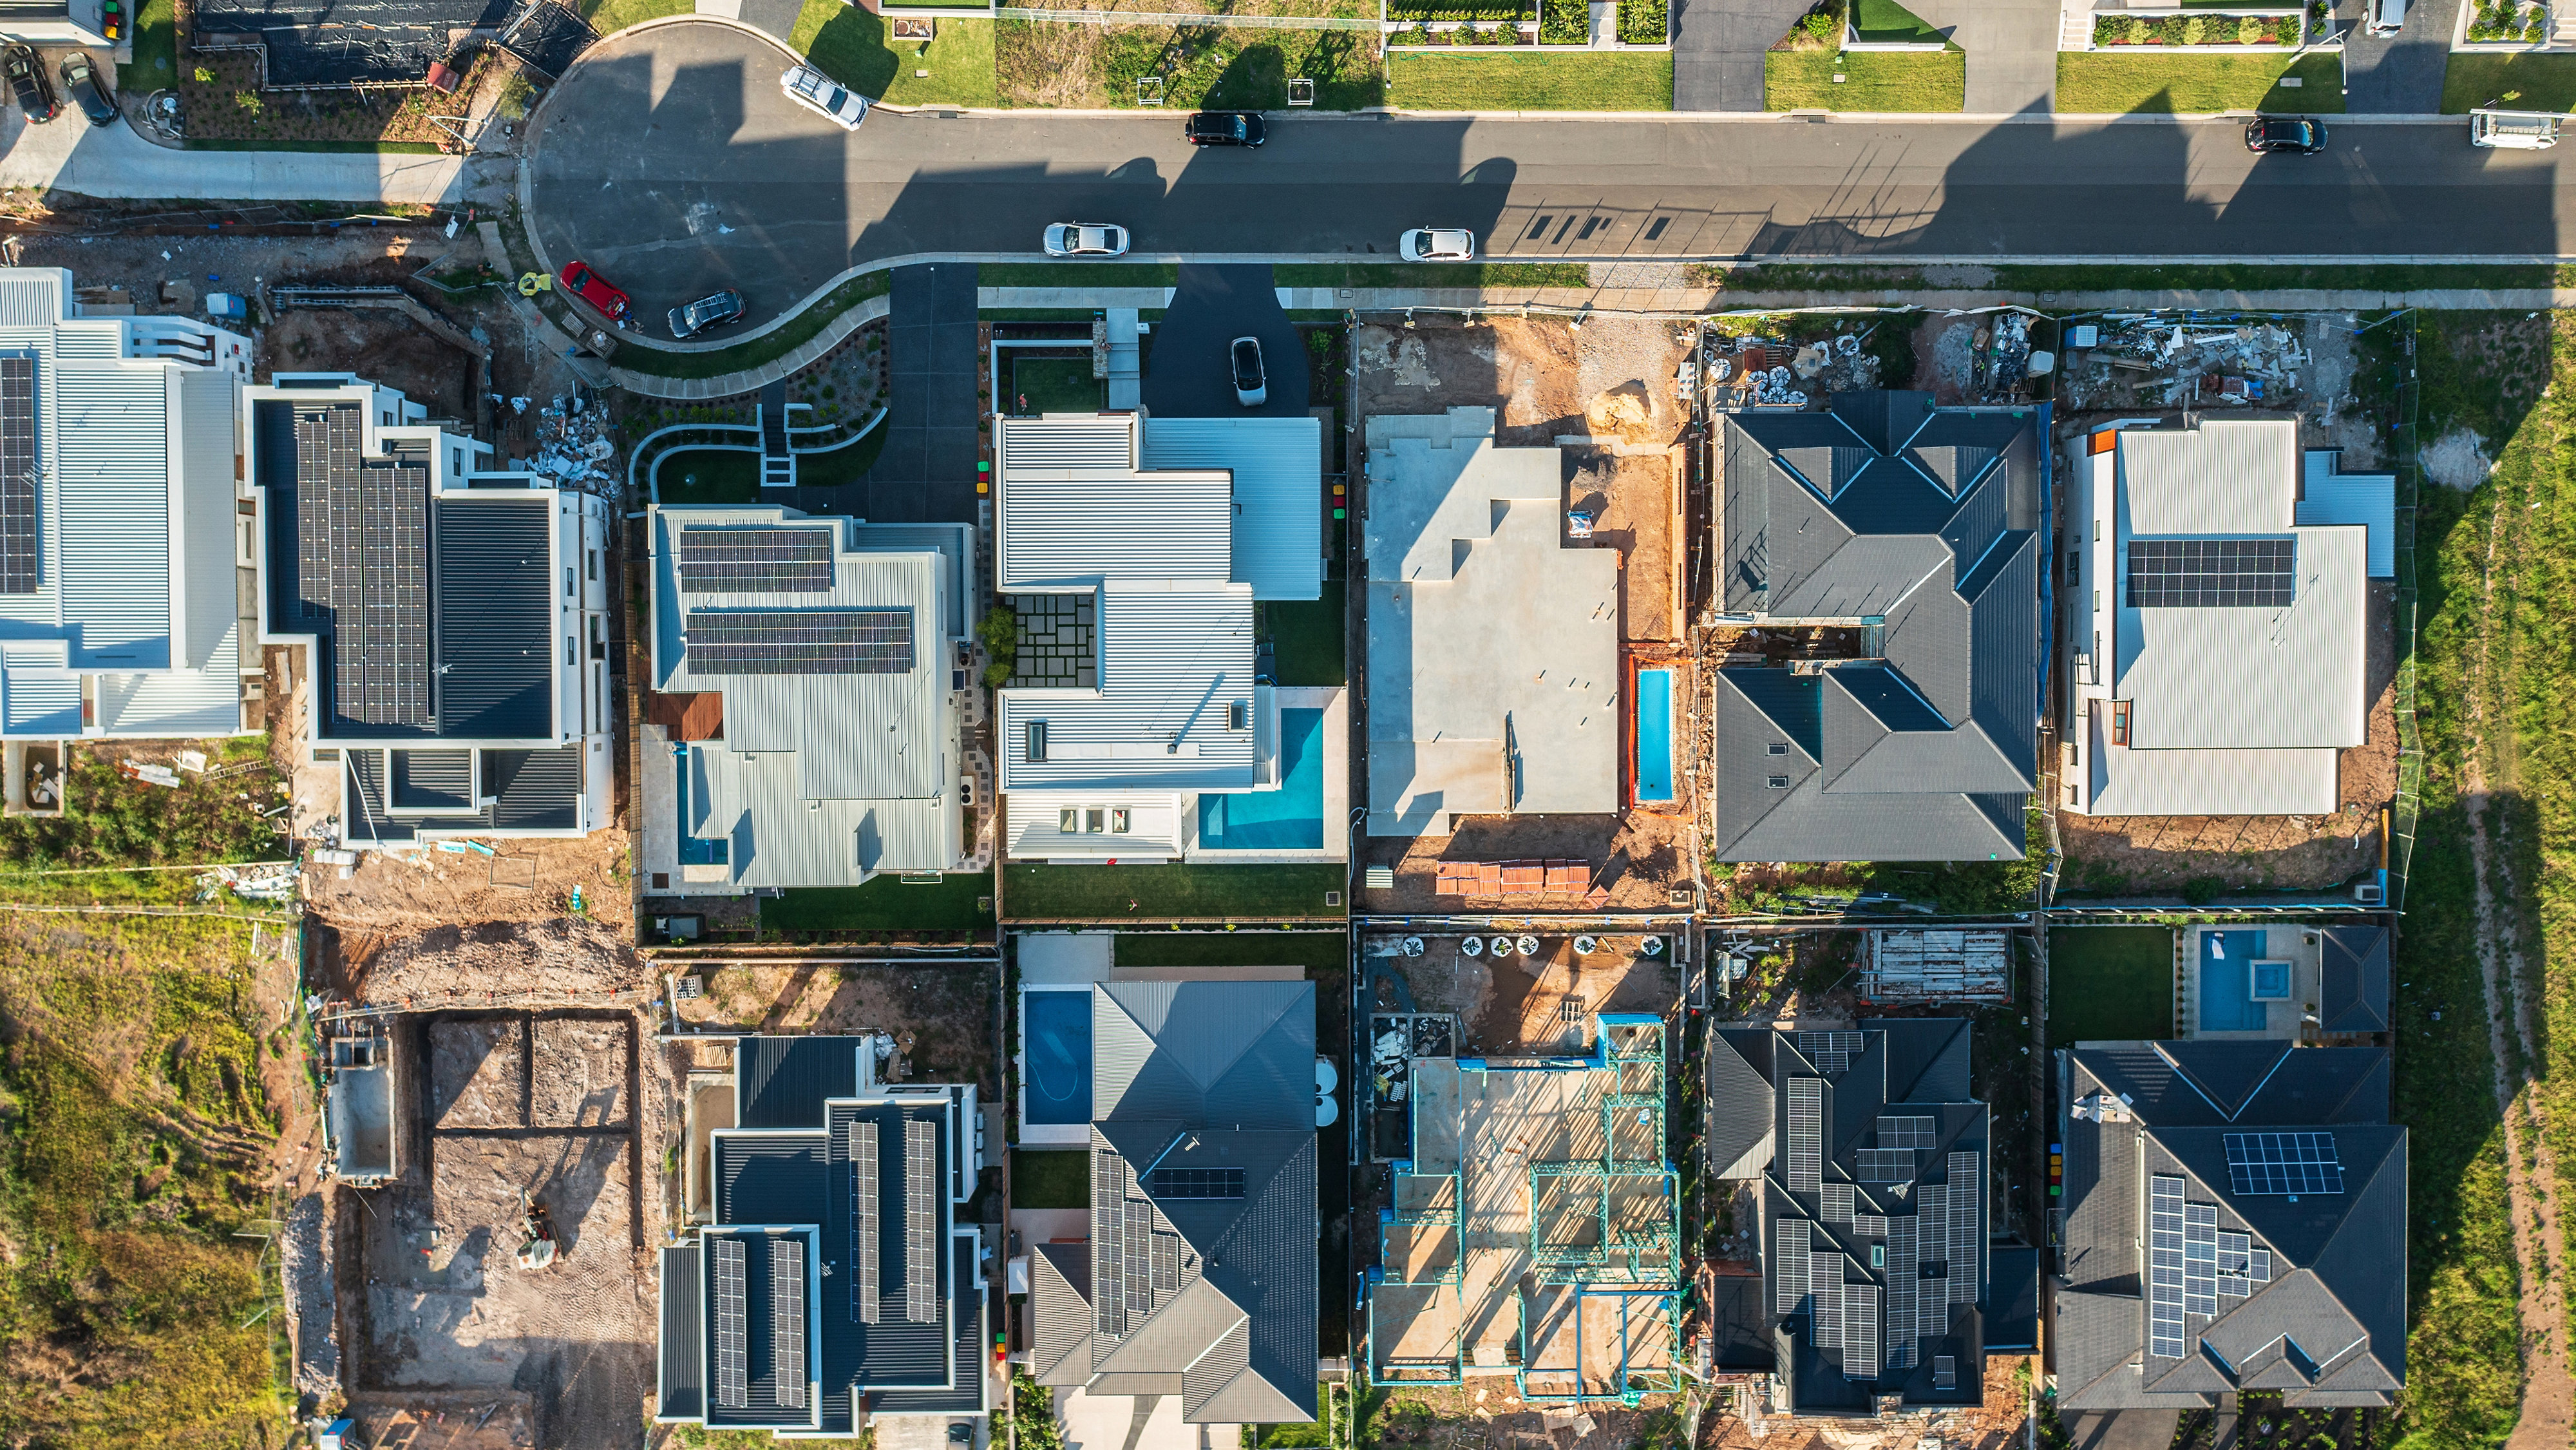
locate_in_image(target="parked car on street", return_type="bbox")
[5,45,58,123]
[59,53,113,127]
[1231,336,1266,407]
[2244,117,2327,155]
[556,261,631,321]
[1043,222,1130,257]
[1184,111,1265,147]
[668,290,745,339]
[1400,227,1476,262]
[2472,110,2559,149]
[781,64,869,130]
[2365,0,2407,34]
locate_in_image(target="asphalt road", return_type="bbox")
[529,21,2575,330]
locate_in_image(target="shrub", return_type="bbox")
[1540,0,1586,43]
[2181,875,2226,907]
[2125,15,2149,42]
[2237,14,2262,42]
[2181,15,2206,43]
[1618,0,1668,44]
[193,65,214,82]
[234,90,262,114]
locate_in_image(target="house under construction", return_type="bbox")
[1368,1014,1680,1404]
[1858,930,2014,1004]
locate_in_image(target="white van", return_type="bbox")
[2472,111,2561,149]
[2365,0,2407,34]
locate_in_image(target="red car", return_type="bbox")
[557,261,630,321]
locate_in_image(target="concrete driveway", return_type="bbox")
[1670,0,1815,111]
[1142,264,1311,419]
[2344,0,2465,113]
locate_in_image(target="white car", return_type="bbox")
[1043,223,1130,258]
[781,65,869,130]
[1401,227,1476,262]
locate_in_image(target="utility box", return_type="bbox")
[205,292,247,320]
[325,1033,396,1187]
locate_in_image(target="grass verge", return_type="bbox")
[1010,1147,1088,1208]
[1113,930,1347,970]
[1766,48,1963,111]
[790,421,889,487]
[184,139,448,154]
[1700,261,2571,294]
[1272,262,1591,289]
[997,21,1381,109]
[1006,862,1346,920]
[2052,50,2344,113]
[130,0,178,90]
[2441,52,2576,113]
[1386,52,1672,111]
[1263,583,1347,687]
[576,0,694,33]
[612,271,891,381]
[793,1,1001,108]
[761,871,996,934]
[2043,926,2173,1044]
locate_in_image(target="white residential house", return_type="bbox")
[2064,416,2392,817]
[247,374,613,847]
[993,410,1344,864]
[0,267,256,815]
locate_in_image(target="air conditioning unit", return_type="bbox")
[2353,882,2385,906]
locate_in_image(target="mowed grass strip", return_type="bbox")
[1005,862,1347,919]
[2044,926,2174,1044]
[1387,52,1674,111]
[792,0,1001,108]
[1765,50,1964,111]
[2054,50,2344,113]
[2441,52,2576,113]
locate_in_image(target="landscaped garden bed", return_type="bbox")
[1618,0,1668,44]
[2464,0,2550,43]
[2089,11,2300,46]
[167,1,508,149]
[1388,19,1535,43]
[1539,0,1586,43]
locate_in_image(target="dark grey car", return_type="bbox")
[59,53,114,127]
[668,290,746,339]
[2244,118,2327,155]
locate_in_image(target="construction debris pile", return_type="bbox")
[518,391,618,497]
[2059,316,2311,411]
[1703,327,1884,412]
[200,861,301,905]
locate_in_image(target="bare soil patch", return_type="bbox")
[1358,810,1694,915]
[305,831,636,937]
[1350,316,1691,449]
[671,960,1001,1091]
[266,305,477,421]
[1377,933,1677,1056]
[320,917,650,1009]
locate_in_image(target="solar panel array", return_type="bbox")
[2183,1201,2221,1318]
[294,401,433,728]
[1933,1355,1956,1391]
[2148,1175,2186,1359]
[1877,1116,1937,1150]
[1819,1182,1854,1228]
[713,1236,749,1408]
[1799,1031,1863,1074]
[685,608,915,676]
[1884,1215,1918,1372]
[1775,1219,1809,1314]
[2216,1229,2272,1299]
[905,1120,938,1322]
[1841,1283,1880,1379]
[1812,1255,1843,1350]
[2225,1132,2345,1196]
[1094,1150,1130,1340]
[850,1121,880,1324]
[0,357,36,595]
[1148,1167,1246,1199]
[772,1237,808,1410]
[1944,1150,1980,1306]
[2126,538,2296,609]
[1857,1149,1914,1183]
[677,526,835,593]
[1787,1078,1823,1195]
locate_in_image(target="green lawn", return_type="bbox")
[1263,583,1346,687]
[1851,0,1944,44]
[130,0,177,89]
[575,0,692,35]
[997,21,1383,110]
[1010,1147,1088,1208]
[2045,926,2174,1045]
[792,0,1000,108]
[791,423,887,487]
[1271,262,1591,289]
[2441,52,2576,113]
[761,872,996,933]
[980,263,1182,289]
[1765,49,1964,111]
[1387,52,1672,111]
[615,271,891,381]
[1006,863,1346,921]
[1114,930,1347,971]
[2054,51,2344,114]
[1010,357,1104,415]
[655,449,762,505]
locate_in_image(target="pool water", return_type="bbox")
[1635,668,1676,803]
[2198,929,2271,1032]
[676,752,727,866]
[1023,989,1093,1125]
[2251,959,2290,1000]
[1198,707,1325,850]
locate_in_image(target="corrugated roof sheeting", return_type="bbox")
[1005,790,1185,859]
[1140,415,1322,602]
[660,1242,707,1420]
[1,667,77,734]
[2088,735,2338,816]
[53,365,171,668]
[998,465,1233,590]
[176,367,238,673]
[2117,421,2301,535]
[2117,525,2367,751]
[2297,453,2396,578]
[91,640,244,737]
[485,746,583,831]
[0,271,66,330]
[998,582,1256,792]
[433,497,555,739]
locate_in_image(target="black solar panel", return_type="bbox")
[1876,1116,1937,1150]
[2126,539,2295,608]
[905,1120,937,1324]
[770,1238,806,1410]
[712,1236,748,1409]
[0,357,35,595]
[2226,1131,2345,1196]
[851,1121,880,1325]
[686,609,914,676]
[677,526,834,593]
[292,402,431,728]
[2148,1175,2186,1358]
[1148,1167,1245,1199]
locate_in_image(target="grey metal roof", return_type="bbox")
[658,1242,705,1419]
[2056,1045,2407,1410]
[1030,1241,1094,1385]
[1139,415,1324,603]
[1985,1245,2041,1351]
[340,743,583,843]
[2320,927,2391,1035]
[1092,980,1316,1125]
[433,496,554,739]
[738,1037,861,1129]
[1714,392,2039,863]
[1708,1030,1776,1179]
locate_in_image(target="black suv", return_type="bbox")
[1184,110,1265,147]
[4,44,57,123]
[2244,117,2327,155]
[59,53,115,127]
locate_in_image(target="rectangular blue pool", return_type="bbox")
[1635,668,1676,803]
[2199,930,2272,1033]
[1021,989,1092,1126]
[676,752,727,866]
[1198,707,1325,850]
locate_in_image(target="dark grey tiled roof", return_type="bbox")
[2320,926,2391,1034]
[2056,1045,2407,1410]
[1713,392,2041,863]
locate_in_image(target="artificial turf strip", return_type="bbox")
[2044,926,2176,1044]
[1263,583,1347,687]
[1005,862,1348,921]
[761,872,996,933]
[1009,1148,1088,1208]
[2440,52,2576,113]
[1386,52,1674,111]
[1112,930,1348,971]
[2052,51,2345,115]
[1850,0,1945,44]
[1764,50,1964,112]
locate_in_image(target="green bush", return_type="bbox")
[1618,0,1667,43]
[1540,0,1587,43]
[2180,875,2226,907]
[2236,14,2262,43]
[2181,15,2206,43]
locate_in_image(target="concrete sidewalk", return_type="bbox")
[0,112,506,203]
[986,283,2574,314]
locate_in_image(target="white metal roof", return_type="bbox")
[2296,452,2396,579]
[1139,415,1322,602]
[998,580,1256,793]
[2115,419,2300,535]
[1003,790,1186,861]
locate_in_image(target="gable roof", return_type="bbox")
[1714,392,2040,862]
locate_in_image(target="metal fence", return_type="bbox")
[994,5,1382,28]
[2386,316,2425,911]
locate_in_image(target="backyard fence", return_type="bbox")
[2386,316,2424,911]
[994,6,1381,28]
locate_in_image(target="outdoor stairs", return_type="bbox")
[759,383,794,488]
[2060,0,2094,50]
[2558,5,2576,44]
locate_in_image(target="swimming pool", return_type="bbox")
[676,752,727,866]
[1635,668,1676,803]
[1022,989,1092,1126]
[2199,929,2272,1033]
[1198,707,1325,850]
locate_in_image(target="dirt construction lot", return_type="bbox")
[1374,931,1677,1057]
[341,1010,655,1450]
[672,960,1000,1092]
